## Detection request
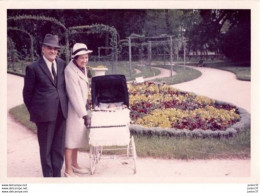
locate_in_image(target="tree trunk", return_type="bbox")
[165,10,171,34]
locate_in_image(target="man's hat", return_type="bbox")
[42,34,61,48]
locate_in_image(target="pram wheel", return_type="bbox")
[90,145,102,175]
[89,136,137,175]
[130,136,137,174]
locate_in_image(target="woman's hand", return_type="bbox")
[83,115,91,129]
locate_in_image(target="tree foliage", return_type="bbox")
[7,9,250,63]
[187,9,250,62]
[220,10,250,61]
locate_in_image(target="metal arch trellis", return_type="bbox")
[7,37,18,71]
[97,47,113,62]
[7,27,35,62]
[7,15,71,64]
[127,33,175,78]
[7,16,120,71]
[69,24,119,73]
[7,15,67,30]
[7,15,181,78]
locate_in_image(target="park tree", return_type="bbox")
[187,9,250,62]
[220,10,250,62]
[141,10,200,37]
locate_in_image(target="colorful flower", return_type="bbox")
[128,81,240,131]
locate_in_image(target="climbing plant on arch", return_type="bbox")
[97,47,113,61]
[8,15,120,72]
[7,27,35,61]
[7,15,70,63]
[68,24,119,73]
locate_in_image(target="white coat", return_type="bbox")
[64,60,89,149]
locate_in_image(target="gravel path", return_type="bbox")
[7,66,250,181]
[144,67,175,81]
[173,66,250,112]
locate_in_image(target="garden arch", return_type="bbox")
[7,15,70,63]
[8,16,120,72]
[69,24,119,73]
[97,46,113,62]
[7,37,18,70]
[7,27,35,62]
[127,34,175,78]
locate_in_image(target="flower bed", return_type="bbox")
[128,81,250,137]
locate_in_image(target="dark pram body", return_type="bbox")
[91,74,129,108]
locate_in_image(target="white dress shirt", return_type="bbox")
[43,55,57,80]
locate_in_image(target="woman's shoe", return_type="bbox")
[71,166,89,174]
[64,172,78,177]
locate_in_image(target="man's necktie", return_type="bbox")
[51,63,57,86]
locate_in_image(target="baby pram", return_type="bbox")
[89,74,137,175]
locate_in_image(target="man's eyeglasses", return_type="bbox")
[45,46,58,51]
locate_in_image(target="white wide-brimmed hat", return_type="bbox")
[72,43,93,59]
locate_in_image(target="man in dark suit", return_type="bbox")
[23,34,68,177]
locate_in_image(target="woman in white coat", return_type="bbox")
[64,43,92,177]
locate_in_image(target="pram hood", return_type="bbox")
[91,74,129,108]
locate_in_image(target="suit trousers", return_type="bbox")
[36,106,66,177]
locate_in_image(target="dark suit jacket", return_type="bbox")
[23,57,68,122]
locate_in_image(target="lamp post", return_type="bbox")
[128,37,132,78]
[183,37,186,68]
[180,25,186,68]
[170,36,173,77]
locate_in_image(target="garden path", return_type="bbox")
[6,72,250,182]
[172,66,250,113]
[134,67,175,81]
[144,67,174,81]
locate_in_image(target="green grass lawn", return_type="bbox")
[152,64,202,85]
[132,129,250,159]
[9,104,37,133]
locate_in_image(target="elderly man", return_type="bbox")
[23,34,68,177]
